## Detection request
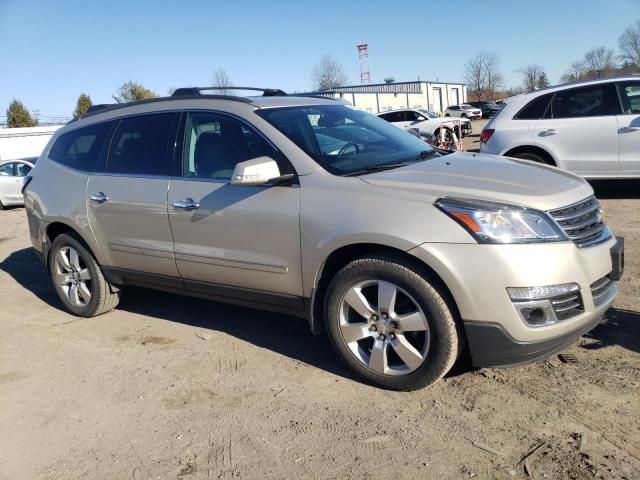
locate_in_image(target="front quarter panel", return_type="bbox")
[299,171,473,297]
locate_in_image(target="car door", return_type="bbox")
[167,111,302,304]
[533,83,620,177]
[616,81,640,178]
[0,162,22,205]
[87,112,181,280]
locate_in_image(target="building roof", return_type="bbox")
[319,80,466,95]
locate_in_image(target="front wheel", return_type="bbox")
[324,255,459,390]
[49,233,120,317]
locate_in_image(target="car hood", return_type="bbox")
[431,116,470,125]
[359,152,593,211]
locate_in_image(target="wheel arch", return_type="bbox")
[43,220,98,266]
[503,145,557,166]
[309,243,462,336]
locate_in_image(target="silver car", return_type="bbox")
[0,158,35,209]
[23,88,624,390]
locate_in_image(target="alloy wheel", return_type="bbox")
[54,246,92,307]
[338,280,430,376]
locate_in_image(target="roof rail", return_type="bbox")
[172,86,287,97]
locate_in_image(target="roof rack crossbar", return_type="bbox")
[172,86,287,97]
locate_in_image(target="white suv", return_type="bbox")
[377,108,472,139]
[480,76,640,179]
[445,104,482,120]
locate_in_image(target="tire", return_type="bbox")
[461,114,467,118]
[324,254,459,391]
[49,233,120,317]
[0,200,4,210]
[444,113,450,117]
[511,150,550,165]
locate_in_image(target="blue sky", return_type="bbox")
[1,0,638,120]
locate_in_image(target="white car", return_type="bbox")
[480,76,640,179]
[377,108,472,140]
[0,158,35,209]
[445,104,482,120]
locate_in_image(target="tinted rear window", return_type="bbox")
[550,84,620,118]
[106,113,179,176]
[49,122,114,172]
[515,93,552,119]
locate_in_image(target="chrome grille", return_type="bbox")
[550,291,584,320]
[548,196,610,247]
[590,276,616,308]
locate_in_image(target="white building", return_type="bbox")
[0,125,62,161]
[320,80,467,115]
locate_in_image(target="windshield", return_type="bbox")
[419,109,440,118]
[257,105,438,176]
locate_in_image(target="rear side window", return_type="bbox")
[49,122,114,172]
[106,113,179,176]
[550,84,620,118]
[514,93,552,119]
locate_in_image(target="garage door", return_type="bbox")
[432,88,442,113]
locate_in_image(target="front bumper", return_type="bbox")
[463,288,614,367]
[408,235,621,364]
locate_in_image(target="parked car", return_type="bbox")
[377,108,472,140]
[0,157,36,209]
[24,88,623,390]
[480,76,640,179]
[445,104,482,120]
[468,101,502,118]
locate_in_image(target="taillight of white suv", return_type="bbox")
[480,128,494,144]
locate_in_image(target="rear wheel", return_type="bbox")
[324,254,459,390]
[510,150,552,165]
[49,233,120,317]
[0,200,4,210]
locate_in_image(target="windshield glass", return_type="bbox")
[257,105,438,176]
[419,109,439,118]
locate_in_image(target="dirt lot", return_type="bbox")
[1,182,639,479]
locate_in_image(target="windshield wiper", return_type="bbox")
[343,151,439,177]
[344,163,410,177]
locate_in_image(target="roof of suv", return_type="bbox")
[72,91,340,125]
[501,75,640,106]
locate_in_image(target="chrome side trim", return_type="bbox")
[174,252,288,274]
[108,243,174,259]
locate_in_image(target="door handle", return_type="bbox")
[539,129,558,136]
[89,192,109,203]
[173,198,200,210]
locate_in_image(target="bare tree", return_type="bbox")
[561,46,616,82]
[583,47,616,77]
[311,55,348,90]
[619,20,640,67]
[211,68,234,95]
[517,64,549,91]
[464,51,503,101]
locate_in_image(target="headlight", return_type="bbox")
[435,197,567,244]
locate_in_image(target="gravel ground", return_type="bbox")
[1,181,638,479]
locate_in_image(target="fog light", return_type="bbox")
[519,306,550,326]
[507,283,580,327]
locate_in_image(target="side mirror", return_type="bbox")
[231,157,292,186]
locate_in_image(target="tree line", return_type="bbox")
[465,19,639,101]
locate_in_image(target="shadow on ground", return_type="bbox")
[0,247,358,382]
[583,308,640,354]
[590,180,640,199]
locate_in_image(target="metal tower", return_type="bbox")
[357,42,371,84]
